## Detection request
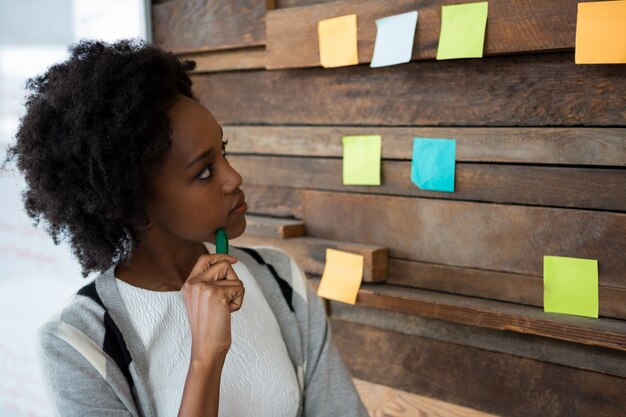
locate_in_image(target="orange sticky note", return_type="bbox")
[318,14,359,68]
[575,0,626,64]
[317,248,364,304]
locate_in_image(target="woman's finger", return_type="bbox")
[188,253,238,278]
[198,280,245,312]
[193,260,240,282]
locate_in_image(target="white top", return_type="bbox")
[114,242,300,417]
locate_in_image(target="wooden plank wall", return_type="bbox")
[153,1,626,416]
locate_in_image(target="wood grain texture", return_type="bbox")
[266,0,580,69]
[276,0,335,8]
[312,279,626,351]
[181,47,266,73]
[331,318,626,417]
[223,126,626,166]
[193,53,626,126]
[353,378,499,417]
[388,258,626,320]
[303,190,626,287]
[241,185,303,218]
[152,0,272,53]
[229,155,626,211]
[232,234,388,282]
[333,302,626,379]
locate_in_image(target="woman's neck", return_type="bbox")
[114,232,209,291]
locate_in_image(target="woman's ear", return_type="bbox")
[135,213,153,230]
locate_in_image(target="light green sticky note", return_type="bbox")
[543,256,598,318]
[436,1,489,60]
[342,135,381,185]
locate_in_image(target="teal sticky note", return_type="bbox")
[544,256,599,318]
[436,1,489,60]
[342,135,382,185]
[411,138,456,192]
[370,11,419,68]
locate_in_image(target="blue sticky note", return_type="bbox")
[411,138,456,192]
[370,11,419,68]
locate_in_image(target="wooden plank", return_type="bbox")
[353,378,499,417]
[302,190,626,287]
[330,318,626,417]
[241,185,303,218]
[152,0,273,53]
[231,234,388,282]
[229,155,626,212]
[387,259,626,321]
[223,126,626,166]
[192,53,626,126]
[244,214,305,238]
[314,280,626,351]
[331,301,626,379]
[180,47,266,73]
[267,0,580,69]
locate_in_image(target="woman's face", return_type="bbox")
[146,95,246,244]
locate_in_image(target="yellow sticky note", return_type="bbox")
[317,248,364,304]
[436,2,489,60]
[544,256,598,318]
[342,135,381,185]
[575,0,626,64]
[318,14,359,68]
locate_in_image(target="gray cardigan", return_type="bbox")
[36,244,369,417]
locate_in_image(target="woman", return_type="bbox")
[4,38,368,417]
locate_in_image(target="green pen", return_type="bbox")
[215,228,229,254]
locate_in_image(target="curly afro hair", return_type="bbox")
[3,38,198,278]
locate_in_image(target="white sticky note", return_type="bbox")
[370,11,418,68]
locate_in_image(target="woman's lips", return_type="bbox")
[230,200,247,215]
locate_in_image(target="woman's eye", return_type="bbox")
[196,139,227,181]
[197,164,212,181]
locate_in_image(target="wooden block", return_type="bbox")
[243,214,305,238]
[192,53,626,126]
[231,234,388,282]
[266,0,578,69]
[223,126,626,166]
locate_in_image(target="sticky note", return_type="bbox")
[318,14,359,68]
[342,135,381,185]
[317,248,364,305]
[575,0,626,64]
[411,138,456,192]
[544,256,598,318]
[370,11,419,68]
[436,2,489,60]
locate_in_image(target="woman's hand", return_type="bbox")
[181,253,245,363]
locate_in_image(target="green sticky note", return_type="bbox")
[543,256,598,318]
[436,1,489,60]
[342,135,381,185]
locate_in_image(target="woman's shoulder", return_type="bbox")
[231,244,310,307]
[37,277,107,341]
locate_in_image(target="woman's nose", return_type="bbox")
[222,160,243,194]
